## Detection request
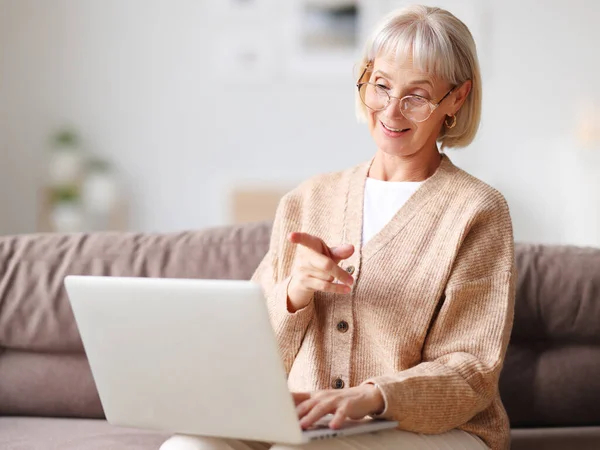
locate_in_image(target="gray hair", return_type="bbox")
[355,4,482,149]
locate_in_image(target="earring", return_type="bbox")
[445,114,457,129]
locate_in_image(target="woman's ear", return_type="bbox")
[451,80,472,114]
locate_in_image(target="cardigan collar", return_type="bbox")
[342,152,459,266]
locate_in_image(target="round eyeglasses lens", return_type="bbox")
[359,83,388,111]
[400,96,431,122]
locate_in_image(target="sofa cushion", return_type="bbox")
[511,426,600,450]
[2,417,599,450]
[0,350,103,418]
[511,244,600,343]
[0,222,271,417]
[0,222,272,353]
[0,417,169,449]
[500,244,600,427]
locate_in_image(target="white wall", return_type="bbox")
[0,0,599,245]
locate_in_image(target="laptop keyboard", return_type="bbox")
[304,416,337,431]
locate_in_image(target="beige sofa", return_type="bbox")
[0,222,599,449]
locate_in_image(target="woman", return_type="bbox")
[166,4,515,450]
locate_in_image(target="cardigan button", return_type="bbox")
[346,265,355,275]
[336,320,349,333]
[332,378,345,389]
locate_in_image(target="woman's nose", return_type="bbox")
[383,97,404,120]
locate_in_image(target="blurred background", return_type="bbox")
[0,0,599,246]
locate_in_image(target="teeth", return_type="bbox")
[383,123,405,132]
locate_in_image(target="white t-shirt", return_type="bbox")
[362,177,423,245]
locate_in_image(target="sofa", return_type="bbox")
[0,221,599,449]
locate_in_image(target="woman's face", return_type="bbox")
[364,54,465,158]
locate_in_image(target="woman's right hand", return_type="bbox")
[286,232,355,312]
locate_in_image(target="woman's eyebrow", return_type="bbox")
[372,69,392,79]
[408,79,433,88]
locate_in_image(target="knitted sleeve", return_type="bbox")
[364,194,516,437]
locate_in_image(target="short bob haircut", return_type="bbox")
[355,5,481,149]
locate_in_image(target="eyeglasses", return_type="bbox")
[356,66,455,123]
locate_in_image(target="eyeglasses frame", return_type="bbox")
[356,64,457,123]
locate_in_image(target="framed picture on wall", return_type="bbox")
[283,0,370,80]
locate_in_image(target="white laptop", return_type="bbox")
[64,276,398,444]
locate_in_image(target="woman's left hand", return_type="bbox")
[293,384,385,430]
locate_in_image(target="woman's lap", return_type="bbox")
[160,429,489,450]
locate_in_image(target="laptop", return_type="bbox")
[64,276,398,444]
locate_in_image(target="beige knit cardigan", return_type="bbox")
[252,154,516,450]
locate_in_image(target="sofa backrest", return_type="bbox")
[501,243,600,428]
[1,222,599,428]
[0,222,271,417]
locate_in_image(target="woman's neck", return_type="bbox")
[368,148,442,182]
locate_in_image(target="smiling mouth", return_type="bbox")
[381,122,410,133]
